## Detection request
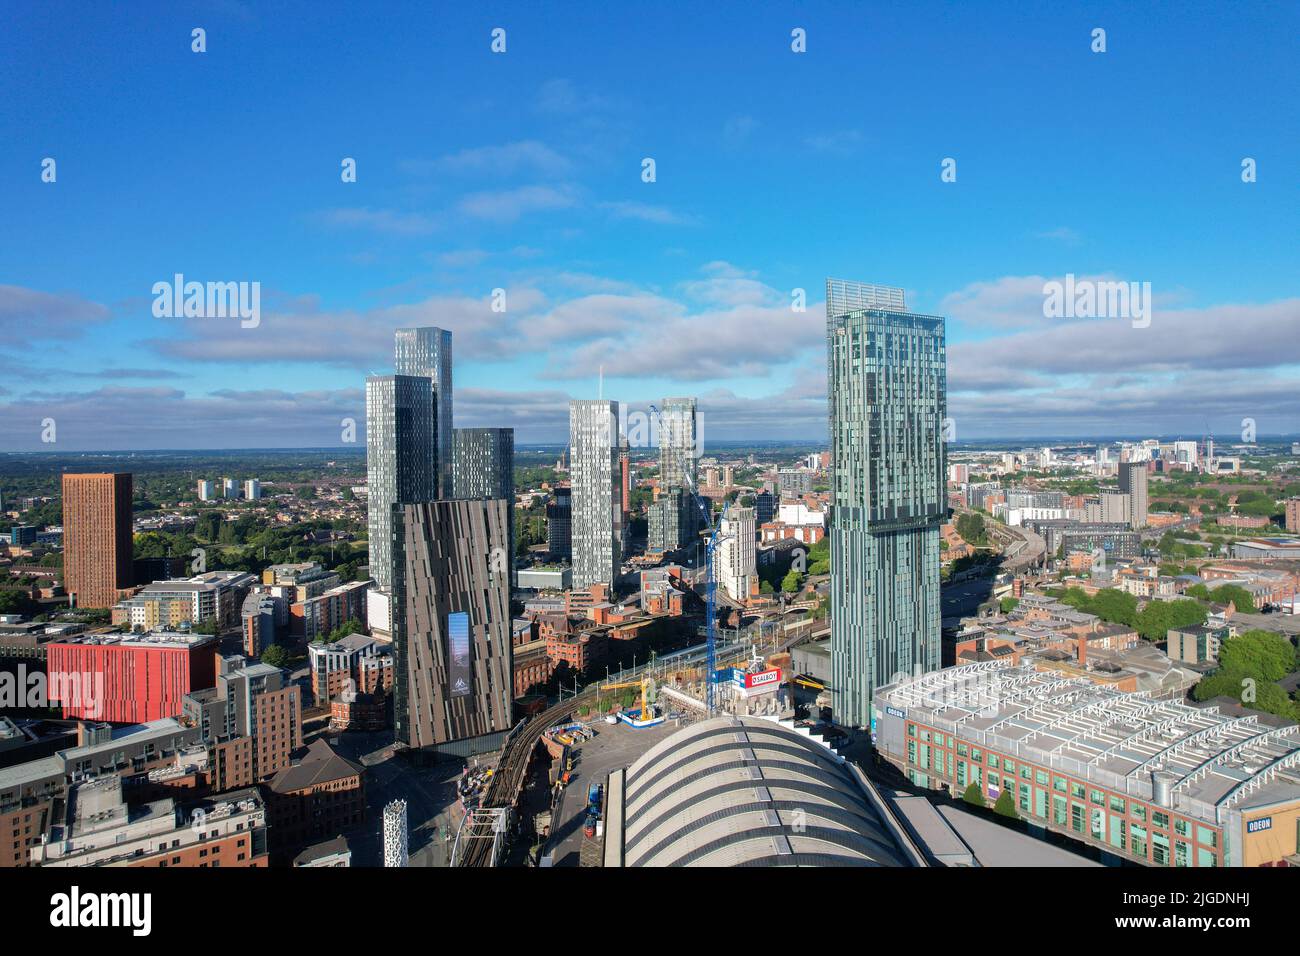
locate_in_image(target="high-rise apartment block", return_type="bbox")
[658,397,698,491]
[453,427,515,576]
[391,499,514,751]
[452,427,514,501]
[569,400,622,589]
[718,507,756,602]
[394,326,453,499]
[826,279,946,729]
[547,485,572,558]
[61,472,134,610]
[365,375,437,590]
[1118,461,1148,529]
[1099,491,1133,526]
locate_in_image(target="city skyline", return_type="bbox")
[3,3,1298,450]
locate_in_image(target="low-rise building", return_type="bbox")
[30,776,268,867]
[876,662,1300,867]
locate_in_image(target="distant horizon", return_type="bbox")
[2,433,1298,459]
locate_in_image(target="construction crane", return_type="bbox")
[648,404,732,715]
[600,674,657,722]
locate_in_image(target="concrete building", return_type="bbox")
[718,507,756,602]
[1119,462,1148,529]
[62,472,134,609]
[826,279,946,728]
[30,777,269,867]
[243,479,261,500]
[365,374,437,591]
[776,469,813,496]
[115,570,256,632]
[392,499,514,753]
[569,400,622,590]
[197,479,215,501]
[1099,491,1133,527]
[1285,497,1300,533]
[393,326,453,499]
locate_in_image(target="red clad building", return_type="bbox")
[45,632,219,723]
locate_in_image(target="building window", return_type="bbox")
[1152,832,1170,866]
[1131,825,1148,859]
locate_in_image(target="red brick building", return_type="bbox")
[61,472,134,609]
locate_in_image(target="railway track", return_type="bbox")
[457,694,592,867]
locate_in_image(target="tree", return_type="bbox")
[1135,599,1207,641]
[1207,584,1256,613]
[780,569,804,593]
[955,512,987,546]
[999,596,1020,614]
[993,790,1019,819]
[260,645,289,668]
[1089,589,1138,626]
[295,486,316,501]
[1219,630,1295,682]
[962,783,985,808]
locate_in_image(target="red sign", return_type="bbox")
[743,668,782,689]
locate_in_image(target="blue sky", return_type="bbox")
[1,0,1297,450]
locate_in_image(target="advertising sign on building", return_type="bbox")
[447,611,471,698]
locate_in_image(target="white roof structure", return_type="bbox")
[879,663,1300,826]
[620,716,920,866]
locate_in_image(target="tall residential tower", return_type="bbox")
[365,375,436,590]
[569,400,622,590]
[62,472,134,609]
[826,279,947,729]
[394,326,453,499]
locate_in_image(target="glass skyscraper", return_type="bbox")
[826,279,947,729]
[452,426,516,573]
[569,399,622,589]
[365,374,437,590]
[394,326,453,499]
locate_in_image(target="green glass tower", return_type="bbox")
[826,279,947,729]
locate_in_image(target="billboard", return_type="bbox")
[447,611,471,698]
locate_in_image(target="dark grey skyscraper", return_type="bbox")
[394,327,453,499]
[365,375,436,590]
[453,427,516,571]
[826,279,947,729]
[547,486,572,559]
[391,499,513,752]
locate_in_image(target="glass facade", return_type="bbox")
[394,326,454,499]
[365,375,437,590]
[827,279,947,728]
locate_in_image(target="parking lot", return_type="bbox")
[543,716,686,866]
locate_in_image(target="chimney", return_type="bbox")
[1077,634,1088,668]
